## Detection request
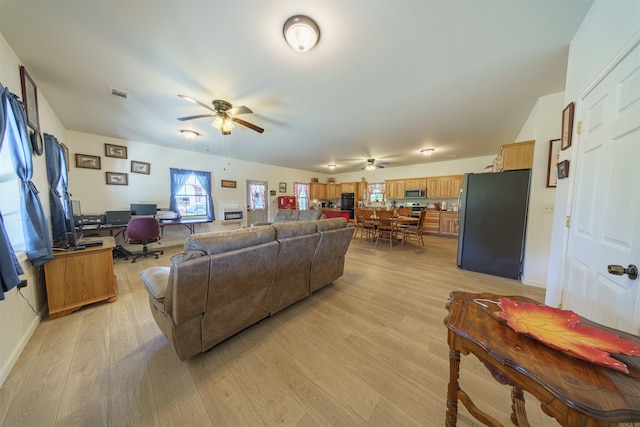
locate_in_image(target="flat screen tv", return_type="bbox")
[130,203,157,217]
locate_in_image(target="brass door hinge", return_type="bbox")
[577,121,582,135]
[565,215,571,228]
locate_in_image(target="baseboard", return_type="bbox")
[0,310,43,388]
[521,278,546,289]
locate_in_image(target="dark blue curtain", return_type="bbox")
[45,133,68,245]
[4,90,53,266]
[169,168,192,220]
[0,84,25,300]
[192,170,215,221]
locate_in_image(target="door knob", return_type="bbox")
[607,264,638,280]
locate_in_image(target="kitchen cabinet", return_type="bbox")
[451,175,463,200]
[424,211,441,234]
[427,178,439,199]
[385,179,405,199]
[356,181,368,200]
[440,212,459,237]
[310,182,326,200]
[340,182,356,194]
[326,183,340,199]
[493,140,534,172]
[438,176,452,198]
[405,178,427,189]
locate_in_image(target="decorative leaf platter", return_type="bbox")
[497,297,640,374]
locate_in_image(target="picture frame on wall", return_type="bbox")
[75,154,101,170]
[105,143,128,159]
[546,139,561,188]
[557,160,570,179]
[221,180,236,188]
[106,172,128,185]
[279,182,287,193]
[131,160,150,174]
[561,102,574,150]
[19,65,40,132]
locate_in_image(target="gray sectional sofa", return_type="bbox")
[251,208,324,226]
[140,217,355,360]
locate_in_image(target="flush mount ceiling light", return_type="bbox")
[327,164,336,170]
[180,130,199,140]
[420,148,435,156]
[283,15,320,53]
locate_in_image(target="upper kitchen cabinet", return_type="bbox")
[405,178,427,189]
[340,182,356,194]
[356,181,367,200]
[427,175,463,198]
[385,179,406,199]
[310,182,326,200]
[493,140,534,172]
[452,175,463,199]
[326,183,340,199]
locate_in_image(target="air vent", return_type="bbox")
[109,87,128,99]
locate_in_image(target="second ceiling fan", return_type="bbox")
[177,95,264,135]
[362,158,389,170]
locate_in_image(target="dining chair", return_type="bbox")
[357,209,376,242]
[403,209,426,246]
[396,207,412,217]
[374,210,400,247]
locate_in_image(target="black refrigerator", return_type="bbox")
[457,169,531,280]
[341,193,355,219]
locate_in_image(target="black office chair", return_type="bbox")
[124,217,163,263]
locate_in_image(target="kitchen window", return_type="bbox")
[367,182,385,204]
[294,182,310,210]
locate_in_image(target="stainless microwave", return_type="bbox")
[405,188,426,198]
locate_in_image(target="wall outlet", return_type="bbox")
[541,204,554,214]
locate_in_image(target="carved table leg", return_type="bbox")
[511,387,530,427]
[446,347,461,427]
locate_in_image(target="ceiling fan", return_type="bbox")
[177,95,264,135]
[362,158,389,170]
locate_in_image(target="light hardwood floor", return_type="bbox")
[0,235,558,426]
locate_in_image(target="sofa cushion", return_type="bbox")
[297,210,322,221]
[272,220,317,239]
[316,217,348,231]
[170,250,206,264]
[273,210,296,222]
[184,226,276,255]
[140,266,171,309]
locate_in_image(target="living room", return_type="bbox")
[1,1,639,424]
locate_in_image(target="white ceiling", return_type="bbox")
[0,0,593,174]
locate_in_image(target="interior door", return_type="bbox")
[562,39,640,334]
[246,180,268,225]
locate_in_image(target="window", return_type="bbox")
[169,168,214,220]
[175,174,207,216]
[368,182,385,204]
[0,120,24,254]
[294,182,310,210]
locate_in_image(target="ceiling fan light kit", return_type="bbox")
[283,15,320,53]
[177,95,264,135]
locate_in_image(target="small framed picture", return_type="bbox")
[105,143,128,159]
[279,182,287,193]
[20,66,40,132]
[557,160,570,179]
[561,102,574,150]
[546,139,560,188]
[221,179,236,188]
[75,154,101,170]
[106,172,128,185]
[131,160,150,174]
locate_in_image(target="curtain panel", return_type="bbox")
[45,133,68,245]
[4,89,53,265]
[0,84,25,299]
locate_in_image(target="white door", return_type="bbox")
[246,180,268,225]
[562,39,640,334]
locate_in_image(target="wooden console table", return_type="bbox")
[44,236,118,319]
[444,291,640,426]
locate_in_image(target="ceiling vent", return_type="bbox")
[109,87,128,99]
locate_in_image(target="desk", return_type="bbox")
[444,291,640,426]
[159,218,212,234]
[44,237,118,319]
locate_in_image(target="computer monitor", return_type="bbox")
[64,199,80,248]
[105,210,132,226]
[130,203,157,217]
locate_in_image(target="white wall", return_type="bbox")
[0,32,67,387]
[516,92,564,287]
[546,0,640,306]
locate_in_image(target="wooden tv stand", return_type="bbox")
[44,236,118,319]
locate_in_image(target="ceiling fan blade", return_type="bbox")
[177,114,216,121]
[229,105,253,115]
[178,95,217,113]
[232,117,264,134]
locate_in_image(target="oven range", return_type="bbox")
[404,201,426,217]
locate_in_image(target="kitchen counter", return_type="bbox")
[321,210,351,220]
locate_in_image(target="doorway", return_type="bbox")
[246,180,268,226]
